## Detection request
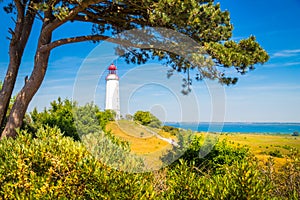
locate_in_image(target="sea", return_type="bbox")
[164,122,300,134]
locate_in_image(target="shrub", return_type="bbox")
[24,99,118,141]
[73,102,102,138]
[161,125,180,135]
[264,148,300,199]
[162,158,272,200]
[133,111,162,128]
[24,98,80,141]
[176,136,250,172]
[96,109,116,130]
[207,159,272,200]
[0,126,154,199]
[268,149,284,158]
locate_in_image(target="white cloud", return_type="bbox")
[263,61,300,68]
[272,49,300,58]
[282,62,300,66]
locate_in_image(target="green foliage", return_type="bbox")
[82,131,143,173]
[199,139,250,172]
[60,101,134,170]
[133,111,162,128]
[164,134,250,173]
[160,129,195,165]
[96,109,116,130]
[119,0,269,86]
[162,125,180,135]
[25,98,130,153]
[0,126,155,199]
[265,149,300,199]
[0,124,299,199]
[24,98,119,142]
[25,98,80,141]
[73,102,101,138]
[268,149,284,158]
[206,159,272,200]
[161,133,298,199]
[134,111,152,125]
[162,158,272,200]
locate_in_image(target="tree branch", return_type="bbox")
[20,0,37,48]
[39,34,155,52]
[43,0,104,33]
[12,0,25,43]
[72,15,105,25]
[39,35,110,51]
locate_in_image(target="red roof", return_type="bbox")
[108,64,117,70]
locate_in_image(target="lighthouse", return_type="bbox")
[105,63,120,120]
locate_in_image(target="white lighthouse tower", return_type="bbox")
[105,63,120,120]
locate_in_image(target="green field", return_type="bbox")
[107,121,300,167]
[219,133,300,166]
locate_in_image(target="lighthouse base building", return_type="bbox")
[105,64,120,120]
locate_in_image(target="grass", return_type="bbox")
[107,120,300,168]
[219,133,300,166]
[106,120,175,169]
[115,120,155,138]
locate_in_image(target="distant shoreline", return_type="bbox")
[164,122,300,135]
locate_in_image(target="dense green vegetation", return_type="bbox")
[23,99,116,141]
[133,111,162,128]
[24,98,80,140]
[162,125,180,136]
[0,127,153,199]
[0,98,299,199]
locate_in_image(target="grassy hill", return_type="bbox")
[106,120,299,168]
[106,120,176,154]
[106,120,177,169]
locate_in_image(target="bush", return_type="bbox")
[0,125,298,199]
[96,109,116,130]
[268,149,284,158]
[133,111,162,128]
[161,125,179,135]
[162,158,272,200]
[24,98,80,141]
[170,135,250,173]
[24,99,117,141]
[0,126,154,199]
[265,149,300,199]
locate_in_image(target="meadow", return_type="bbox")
[107,120,300,168]
[220,133,299,166]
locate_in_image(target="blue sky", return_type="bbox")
[0,0,300,122]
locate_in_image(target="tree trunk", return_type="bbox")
[1,48,51,138]
[0,4,36,133]
[1,21,52,138]
[0,46,22,132]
